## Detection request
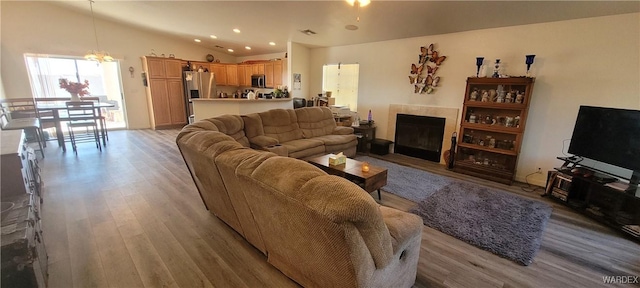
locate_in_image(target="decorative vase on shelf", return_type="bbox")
[70,93,81,102]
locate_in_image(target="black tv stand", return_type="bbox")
[546,157,640,241]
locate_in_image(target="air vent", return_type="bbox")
[300,29,317,36]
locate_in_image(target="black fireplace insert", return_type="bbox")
[394,114,446,162]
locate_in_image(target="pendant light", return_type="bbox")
[84,0,113,63]
[345,0,371,22]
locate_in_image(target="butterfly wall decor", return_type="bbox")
[409,43,446,94]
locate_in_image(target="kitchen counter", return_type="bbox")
[192,97,292,121]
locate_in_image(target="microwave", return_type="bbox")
[251,74,265,88]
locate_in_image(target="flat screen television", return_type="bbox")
[568,106,640,181]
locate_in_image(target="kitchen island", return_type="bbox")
[191,98,292,121]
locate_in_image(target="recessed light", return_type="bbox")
[345,24,358,31]
[245,46,251,50]
[194,39,201,42]
[269,42,276,46]
[228,49,234,52]
[210,35,217,39]
[233,28,241,33]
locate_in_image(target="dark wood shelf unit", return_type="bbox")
[453,77,534,184]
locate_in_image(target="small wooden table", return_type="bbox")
[306,154,387,200]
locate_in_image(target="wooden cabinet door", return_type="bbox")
[226,64,238,86]
[273,60,283,88]
[167,79,186,124]
[211,64,227,85]
[237,65,246,86]
[164,59,183,78]
[147,58,166,79]
[252,63,265,75]
[243,65,253,86]
[148,79,171,127]
[264,62,274,88]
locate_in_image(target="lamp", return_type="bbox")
[84,0,113,63]
[525,55,536,77]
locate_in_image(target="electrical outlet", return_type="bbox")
[536,168,542,174]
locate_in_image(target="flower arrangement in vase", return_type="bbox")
[59,78,90,100]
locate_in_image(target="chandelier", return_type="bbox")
[84,0,113,63]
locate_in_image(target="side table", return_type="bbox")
[352,124,376,153]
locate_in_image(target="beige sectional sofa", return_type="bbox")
[176,113,424,287]
[243,107,357,158]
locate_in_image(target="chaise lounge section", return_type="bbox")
[176,115,423,287]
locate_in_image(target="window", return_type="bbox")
[25,54,112,98]
[322,63,359,110]
[24,54,126,128]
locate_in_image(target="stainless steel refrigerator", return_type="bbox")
[183,71,216,123]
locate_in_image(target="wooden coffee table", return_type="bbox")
[306,154,387,200]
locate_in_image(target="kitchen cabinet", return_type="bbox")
[147,57,182,79]
[252,63,265,75]
[238,65,247,86]
[210,64,227,86]
[142,56,187,129]
[226,64,238,86]
[167,79,187,124]
[265,62,274,88]
[148,79,172,127]
[273,60,283,88]
[453,77,534,185]
[243,65,253,86]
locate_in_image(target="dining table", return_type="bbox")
[36,102,114,152]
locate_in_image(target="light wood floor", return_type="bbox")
[38,129,639,288]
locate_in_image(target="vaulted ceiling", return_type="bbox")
[52,1,640,57]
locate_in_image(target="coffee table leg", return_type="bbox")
[377,189,381,200]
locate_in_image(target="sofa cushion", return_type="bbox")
[314,135,358,155]
[207,115,250,147]
[176,131,246,234]
[295,107,337,138]
[216,149,277,254]
[258,109,304,143]
[280,139,325,159]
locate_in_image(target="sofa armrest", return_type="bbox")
[332,126,354,135]
[379,206,423,254]
[249,135,279,148]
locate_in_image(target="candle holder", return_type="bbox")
[361,162,370,172]
[525,55,536,77]
[475,57,484,77]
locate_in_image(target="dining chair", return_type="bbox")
[0,107,45,158]
[65,101,101,154]
[82,96,109,143]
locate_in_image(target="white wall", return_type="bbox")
[309,13,640,186]
[289,42,311,99]
[1,1,235,129]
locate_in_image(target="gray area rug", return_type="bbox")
[410,181,552,266]
[355,156,457,202]
[355,156,552,265]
